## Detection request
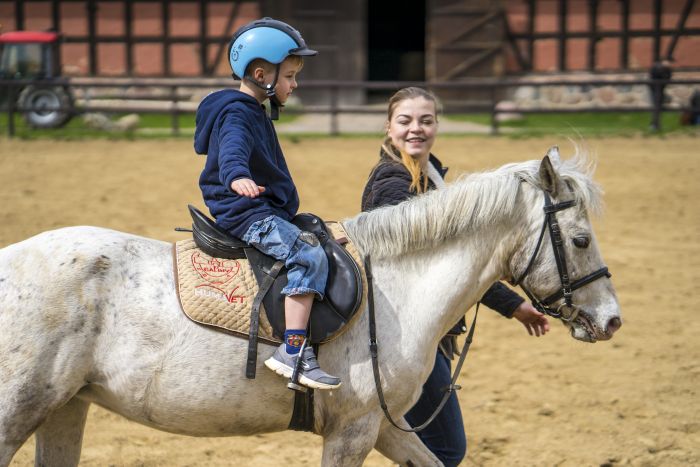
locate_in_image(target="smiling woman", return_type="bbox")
[360,87,550,467]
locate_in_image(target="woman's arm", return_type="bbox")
[481,283,549,336]
[480,282,524,317]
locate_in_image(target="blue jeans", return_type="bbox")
[404,351,467,467]
[243,215,328,298]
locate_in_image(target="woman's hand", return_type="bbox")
[512,302,550,337]
[231,178,266,198]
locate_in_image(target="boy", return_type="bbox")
[194,18,340,390]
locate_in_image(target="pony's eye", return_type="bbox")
[573,235,590,248]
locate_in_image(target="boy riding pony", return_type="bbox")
[194,18,340,390]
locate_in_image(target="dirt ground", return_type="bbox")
[1,135,698,466]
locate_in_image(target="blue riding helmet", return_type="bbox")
[228,18,317,80]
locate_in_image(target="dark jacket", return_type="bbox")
[194,89,299,238]
[361,151,525,355]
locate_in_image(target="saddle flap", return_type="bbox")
[293,213,363,319]
[263,215,364,343]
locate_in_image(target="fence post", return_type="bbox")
[171,84,180,136]
[330,85,339,136]
[490,86,499,135]
[8,84,17,138]
[650,78,663,132]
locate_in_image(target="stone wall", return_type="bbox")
[504,72,700,110]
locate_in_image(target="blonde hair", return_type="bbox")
[381,137,429,193]
[383,87,440,194]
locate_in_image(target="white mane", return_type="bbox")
[344,151,602,259]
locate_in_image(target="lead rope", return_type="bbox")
[365,254,478,432]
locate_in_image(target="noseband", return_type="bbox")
[512,191,611,323]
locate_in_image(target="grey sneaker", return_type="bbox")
[265,344,341,390]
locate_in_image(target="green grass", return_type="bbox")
[446,111,697,137]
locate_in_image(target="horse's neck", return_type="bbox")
[371,211,521,350]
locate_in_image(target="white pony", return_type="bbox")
[0,150,620,466]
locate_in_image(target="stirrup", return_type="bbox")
[287,339,308,393]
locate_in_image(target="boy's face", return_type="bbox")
[271,58,302,104]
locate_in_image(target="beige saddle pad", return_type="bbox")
[173,222,365,346]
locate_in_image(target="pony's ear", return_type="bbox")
[546,146,561,164]
[539,155,561,197]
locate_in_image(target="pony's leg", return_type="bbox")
[34,397,90,467]
[0,393,88,467]
[0,437,22,467]
[0,390,53,467]
[320,414,380,467]
[374,421,443,466]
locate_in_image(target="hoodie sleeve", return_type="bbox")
[217,107,256,192]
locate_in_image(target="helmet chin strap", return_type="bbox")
[244,63,283,120]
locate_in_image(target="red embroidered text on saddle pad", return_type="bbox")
[174,238,280,345]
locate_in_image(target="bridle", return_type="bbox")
[365,188,612,433]
[511,190,612,323]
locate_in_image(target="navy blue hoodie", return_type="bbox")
[194,89,299,238]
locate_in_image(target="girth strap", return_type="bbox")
[365,255,478,433]
[246,260,284,379]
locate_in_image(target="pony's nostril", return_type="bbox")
[606,317,622,334]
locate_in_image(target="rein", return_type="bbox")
[512,191,611,323]
[364,189,612,432]
[364,255,478,433]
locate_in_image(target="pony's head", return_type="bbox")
[507,146,621,343]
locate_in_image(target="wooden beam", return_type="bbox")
[199,1,208,76]
[207,2,240,75]
[620,0,629,69]
[51,0,60,31]
[502,10,529,71]
[588,0,598,71]
[87,0,98,75]
[437,47,501,81]
[558,0,568,71]
[14,0,25,30]
[653,0,662,62]
[125,0,133,75]
[665,0,696,60]
[528,0,536,71]
[435,10,501,49]
[162,0,170,76]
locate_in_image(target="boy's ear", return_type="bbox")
[252,66,265,84]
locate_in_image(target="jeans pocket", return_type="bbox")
[242,216,274,245]
[245,216,298,260]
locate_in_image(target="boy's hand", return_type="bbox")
[231,178,266,198]
[512,302,550,337]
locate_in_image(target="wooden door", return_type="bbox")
[426,0,506,81]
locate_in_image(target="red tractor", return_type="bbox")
[0,30,73,128]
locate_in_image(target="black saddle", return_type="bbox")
[187,205,363,378]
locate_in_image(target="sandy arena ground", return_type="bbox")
[1,135,699,466]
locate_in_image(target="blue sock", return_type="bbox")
[284,329,307,355]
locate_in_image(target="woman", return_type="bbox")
[361,87,550,466]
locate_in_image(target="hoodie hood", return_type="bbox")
[194,89,261,155]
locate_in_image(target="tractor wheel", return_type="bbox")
[18,85,73,129]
